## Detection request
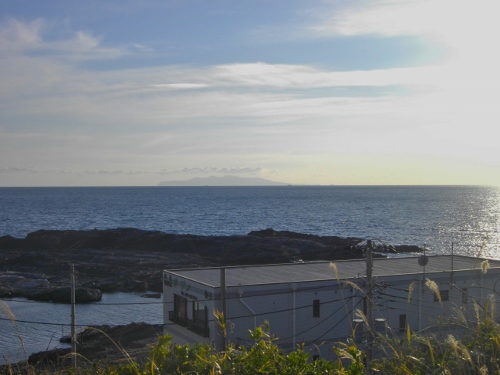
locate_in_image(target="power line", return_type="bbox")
[0,294,355,328]
[310,299,363,343]
[276,295,357,343]
[0,280,352,305]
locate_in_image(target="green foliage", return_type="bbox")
[372,298,500,375]
[9,298,500,375]
[105,321,337,375]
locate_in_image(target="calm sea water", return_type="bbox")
[1,185,499,257]
[0,293,162,365]
[1,185,500,363]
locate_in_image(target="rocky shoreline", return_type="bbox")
[1,323,164,373]
[0,228,421,368]
[0,228,422,301]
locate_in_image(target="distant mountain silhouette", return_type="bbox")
[157,175,288,186]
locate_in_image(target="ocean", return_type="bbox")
[1,185,499,257]
[1,185,500,363]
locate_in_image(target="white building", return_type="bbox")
[163,255,500,359]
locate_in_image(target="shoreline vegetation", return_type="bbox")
[0,228,422,370]
[3,288,500,374]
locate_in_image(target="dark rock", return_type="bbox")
[140,292,161,299]
[82,280,122,293]
[29,287,102,303]
[394,245,423,253]
[0,228,380,296]
[22,323,163,370]
[125,279,148,292]
[28,348,71,366]
[59,335,71,343]
[146,278,163,293]
[0,235,22,249]
[0,286,11,298]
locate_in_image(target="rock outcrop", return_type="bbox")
[28,287,102,303]
[19,323,163,371]
[0,228,421,299]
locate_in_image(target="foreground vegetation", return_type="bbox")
[4,298,500,375]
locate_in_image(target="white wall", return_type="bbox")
[164,267,500,360]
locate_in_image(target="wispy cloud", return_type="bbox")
[0,18,123,59]
[0,18,44,53]
[151,83,209,90]
[1,7,499,187]
[213,62,442,88]
[308,0,446,38]
[0,167,39,174]
[0,18,445,131]
[0,167,148,176]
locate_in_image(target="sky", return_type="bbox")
[1,0,499,187]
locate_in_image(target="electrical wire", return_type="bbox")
[0,280,352,305]
[0,294,355,328]
[276,295,357,343]
[309,299,363,343]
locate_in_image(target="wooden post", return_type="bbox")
[71,264,77,370]
[220,268,227,349]
[365,248,373,374]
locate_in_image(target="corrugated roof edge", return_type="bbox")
[164,254,500,273]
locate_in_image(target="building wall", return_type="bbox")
[368,269,500,337]
[224,280,359,358]
[164,267,500,360]
[163,271,218,345]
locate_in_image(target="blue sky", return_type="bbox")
[1,0,499,186]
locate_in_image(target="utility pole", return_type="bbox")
[365,245,374,374]
[451,242,454,285]
[418,244,428,332]
[220,267,227,349]
[71,264,77,370]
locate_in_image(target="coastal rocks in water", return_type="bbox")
[0,286,11,298]
[82,280,121,293]
[27,348,71,367]
[0,228,420,296]
[0,272,50,298]
[394,245,423,253]
[27,323,163,369]
[124,279,149,292]
[140,292,161,299]
[29,287,102,303]
[11,277,50,290]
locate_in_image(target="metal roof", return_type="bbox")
[166,255,500,288]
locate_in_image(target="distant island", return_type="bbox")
[157,175,289,186]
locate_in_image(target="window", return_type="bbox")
[399,314,406,332]
[313,299,320,317]
[174,294,187,323]
[193,302,208,325]
[191,301,209,337]
[434,290,449,302]
[462,288,468,305]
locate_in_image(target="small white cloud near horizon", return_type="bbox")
[151,83,209,90]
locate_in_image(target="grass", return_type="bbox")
[3,305,498,375]
[0,299,30,372]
